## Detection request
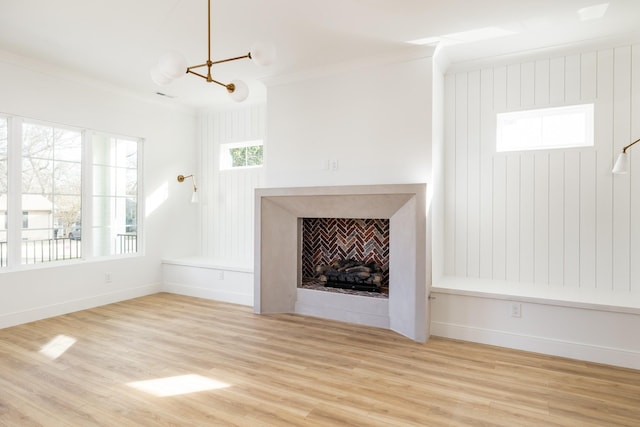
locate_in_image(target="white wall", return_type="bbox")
[433,42,640,369]
[266,53,434,188]
[0,51,198,328]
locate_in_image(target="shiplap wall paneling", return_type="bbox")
[613,46,632,291]
[631,46,640,292]
[533,152,550,284]
[595,49,614,290]
[200,106,265,268]
[479,68,494,279]
[505,155,520,282]
[454,73,469,277]
[492,66,507,281]
[564,150,581,288]
[519,153,535,284]
[467,70,481,278]
[444,74,456,276]
[444,44,640,294]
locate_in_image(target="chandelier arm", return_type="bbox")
[207,0,212,62]
[187,63,210,71]
[209,54,251,66]
[187,70,210,80]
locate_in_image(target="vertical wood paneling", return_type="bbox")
[479,69,494,279]
[548,153,565,286]
[521,62,535,107]
[520,154,535,283]
[581,52,598,100]
[467,71,481,278]
[494,66,507,110]
[444,74,456,276]
[492,156,507,280]
[507,64,521,109]
[580,150,597,288]
[595,49,614,290]
[565,54,581,104]
[550,57,565,104]
[201,105,266,268]
[444,43,638,297]
[612,46,632,291]
[631,46,640,293]
[534,152,550,284]
[564,151,581,287]
[535,59,550,106]
[505,156,520,281]
[454,73,469,276]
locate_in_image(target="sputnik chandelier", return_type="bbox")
[151,0,275,102]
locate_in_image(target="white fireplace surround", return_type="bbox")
[254,184,428,342]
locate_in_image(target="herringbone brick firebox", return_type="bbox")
[301,218,390,288]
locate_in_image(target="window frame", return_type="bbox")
[220,139,264,170]
[0,114,143,270]
[496,103,595,153]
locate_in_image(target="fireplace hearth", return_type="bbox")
[254,184,428,342]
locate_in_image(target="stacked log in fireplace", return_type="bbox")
[315,259,384,292]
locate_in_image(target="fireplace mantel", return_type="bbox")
[254,184,428,342]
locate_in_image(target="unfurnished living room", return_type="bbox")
[1,1,639,425]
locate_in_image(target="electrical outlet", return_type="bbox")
[329,159,339,171]
[105,272,112,283]
[511,303,522,318]
[218,271,224,280]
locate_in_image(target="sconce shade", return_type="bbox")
[191,191,199,204]
[612,152,629,174]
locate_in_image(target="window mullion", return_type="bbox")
[6,118,22,267]
[82,131,93,258]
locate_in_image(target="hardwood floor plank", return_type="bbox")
[0,293,638,426]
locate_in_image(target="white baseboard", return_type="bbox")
[0,284,161,330]
[431,321,640,371]
[162,282,253,306]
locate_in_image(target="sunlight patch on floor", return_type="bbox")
[39,335,77,360]
[127,374,231,397]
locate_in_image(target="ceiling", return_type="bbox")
[1,0,639,109]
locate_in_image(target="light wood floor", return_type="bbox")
[0,293,639,426]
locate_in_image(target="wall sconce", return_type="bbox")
[177,174,198,203]
[612,138,640,174]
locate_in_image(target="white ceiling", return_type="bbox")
[1,0,639,108]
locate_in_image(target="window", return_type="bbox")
[22,122,83,262]
[92,133,138,256]
[220,140,263,170]
[496,104,594,152]
[0,115,141,268]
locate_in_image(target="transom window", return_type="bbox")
[496,104,594,152]
[220,140,263,170]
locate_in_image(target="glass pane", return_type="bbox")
[120,139,138,169]
[230,147,247,167]
[22,158,53,194]
[23,123,53,158]
[55,129,82,162]
[53,161,82,195]
[126,169,137,196]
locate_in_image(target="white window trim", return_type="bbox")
[496,103,594,153]
[220,139,264,170]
